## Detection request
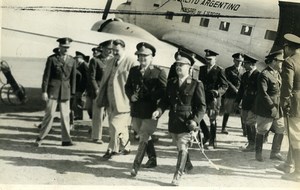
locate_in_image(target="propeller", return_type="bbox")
[102,0,113,20]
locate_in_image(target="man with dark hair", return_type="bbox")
[97,39,137,159]
[254,50,285,162]
[198,49,228,149]
[125,42,167,177]
[236,54,260,152]
[89,40,114,144]
[153,51,206,186]
[221,53,244,135]
[280,33,300,182]
[35,37,76,147]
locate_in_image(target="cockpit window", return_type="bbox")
[166,11,174,20]
[241,25,253,36]
[219,21,230,31]
[264,30,277,41]
[200,18,209,27]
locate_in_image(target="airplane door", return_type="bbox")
[271,1,300,51]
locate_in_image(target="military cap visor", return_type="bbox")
[92,47,101,52]
[243,54,258,64]
[135,42,156,56]
[99,40,114,48]
[57,37,73,47]
[232,53,244,61]
[75,51,85,58]
[174,51,194,66]
[204,49,219,58]
[265,50,284,63]
[284,33,300,45]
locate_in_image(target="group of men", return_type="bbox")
[34,32,300,185]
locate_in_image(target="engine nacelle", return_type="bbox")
[91,18,158,42]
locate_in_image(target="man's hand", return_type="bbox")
[187,120,198,132]
[42,92,48,102]
[131,94,139,102]
[210,90,219,98]
[152,108,162,120]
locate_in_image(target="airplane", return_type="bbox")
[1,0,300,82]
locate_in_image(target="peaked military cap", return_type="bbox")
[243,54,258,64]
[265,50,284,61]
[232,53,244,61]
[284,33,300,45]
[92,47,101,52]
[53,47,60,54]
[204,49,219,58]
[57,37,73,47]
[135,42,156,56]
[75,51,86,58]
[174,51,194,66]
[99,40,114,48]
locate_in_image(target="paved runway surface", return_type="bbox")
[0,57,298,188]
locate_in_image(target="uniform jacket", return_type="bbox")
[88,55,109,98]
[255,66,282,118]
[125,64,167,119]
[159,76,206,134]
[42,53,76,101]
[198,64,228,106]
[76,61,89,93]
[96,56,137,113]
[280,51,300,118]
[224,65,242,99]
[236,69,260,111]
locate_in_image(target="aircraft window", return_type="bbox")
[219,21,230,31]
[166,11,174,20]
[182,15,191,23]
[153,3,160,7]
[265,30,277,41]
[200,18,209,27]
[241,25,253,36]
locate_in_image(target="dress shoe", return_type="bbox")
[35,137,42,147]
[103,150,113,159]
[120,149,131,155]
[275,163,294,173]
[241,143,255,152]
[221,129,229,134]
[62,141,74,146]
[92,139,103,144]
[142,157,157,168]
[270,152,285,161]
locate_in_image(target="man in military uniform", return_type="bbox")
[236,54,260,152]
[221,53,244,135]
[125,42,167,177]
[280,33,300,182]
[89,40,114,144]
[198,49,228,148]
[35,37,76,146]
[71,51,90,121]
[254,50,285,162]
[152,51,206,186]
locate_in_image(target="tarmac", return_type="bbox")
[0,57,299,189]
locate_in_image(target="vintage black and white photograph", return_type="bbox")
[1,0,300,189]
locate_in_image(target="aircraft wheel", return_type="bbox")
[0,83,12,105]
[7,84,27,105]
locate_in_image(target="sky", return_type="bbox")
[0,0,126,57]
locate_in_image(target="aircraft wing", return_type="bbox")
[2,17,178,69]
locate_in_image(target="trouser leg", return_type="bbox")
[221,113,229,134]
[143,139,157,168]
[38,99,57,140]
[131,141,147,177]
[199,120,210,144]
[60,100,72,143]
